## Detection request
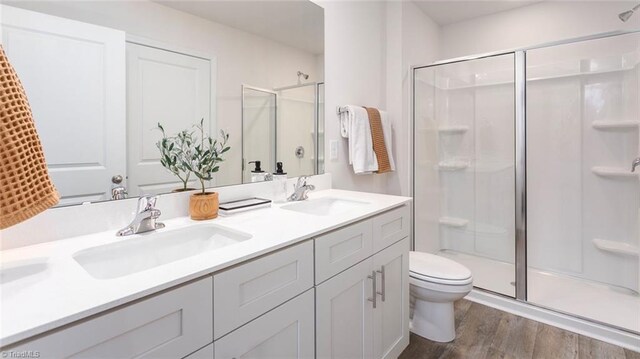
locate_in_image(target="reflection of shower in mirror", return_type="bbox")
[297,70,309,84]
[619,3,640,22]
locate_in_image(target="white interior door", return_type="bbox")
[1,5,126,205]
[126,42,211,196]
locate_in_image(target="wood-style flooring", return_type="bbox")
[399,300,640,359]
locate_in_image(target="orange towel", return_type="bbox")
[363,107,391,174]
[0,46,59,229]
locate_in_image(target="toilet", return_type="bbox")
[409,251,473,343]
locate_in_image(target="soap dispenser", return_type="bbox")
[272,162,288,203]
[249,161,266,182]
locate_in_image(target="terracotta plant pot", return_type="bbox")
[189,192,219,220]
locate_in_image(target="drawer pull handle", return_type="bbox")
[376,266,386,302]
[367,271,377,309]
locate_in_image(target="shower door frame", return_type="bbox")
[411,29,640,307]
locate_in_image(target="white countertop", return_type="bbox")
[0,189,411,347]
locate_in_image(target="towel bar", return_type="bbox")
[337,106,349,115]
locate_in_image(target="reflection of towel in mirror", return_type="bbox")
[0,46,59,229]
[339,105,395,175]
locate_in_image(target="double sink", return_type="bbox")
[0,197,370,283]
[67,197,369,280]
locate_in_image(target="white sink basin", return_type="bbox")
[281,197,370,216]
[73,225,252,279]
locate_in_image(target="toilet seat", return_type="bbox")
[410,251,472,286]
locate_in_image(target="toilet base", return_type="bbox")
[410,299,456,343]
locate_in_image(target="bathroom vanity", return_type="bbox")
[0,189,411,358]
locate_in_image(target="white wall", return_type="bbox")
[314,0,390,194]
[439,1,640,59]
[314,0,439,195]
[5,1,322,186]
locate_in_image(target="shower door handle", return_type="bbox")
[632,157,640,172]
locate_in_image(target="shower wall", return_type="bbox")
[527,33,640,292]
[277,85,317,177]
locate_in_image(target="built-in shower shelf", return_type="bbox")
[592,167,639,179]
[438,160,470,171]
[591,121,640,130]
[438,125,469,134]
[593,239,639,257]
[439,217,469,228]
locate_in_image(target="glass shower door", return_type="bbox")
[526,33,640,333]
[276,84,317,177]
[413,53,516,297]
[242,86,276,183]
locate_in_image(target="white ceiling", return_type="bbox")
[414,0,543,25]
[155,0,324,55]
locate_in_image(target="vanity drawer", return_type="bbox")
[315,219,373,284]
[213,240,314,339]
[8,277,213,358]
[373,205,410,253]
[214,289,315,359]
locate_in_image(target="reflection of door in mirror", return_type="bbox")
[276,84,318,178]
[1,6,126,206]
[242,86,276,183]
[126,42,213,197]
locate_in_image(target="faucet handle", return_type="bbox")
[136,195,158,212]
[295,175,311,188]
[146,195,158,209]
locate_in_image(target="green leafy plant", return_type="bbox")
[184,119,230,194]
[156,124,195,191]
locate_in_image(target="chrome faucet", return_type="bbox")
[632,157,640,172]
[287,176,315,201]
[116,195,165,236]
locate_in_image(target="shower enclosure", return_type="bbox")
[413,31,640,334]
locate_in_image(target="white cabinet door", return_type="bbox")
[316,258,375,359]
[214,289,315,359]
[1,5,126,205]
[7,277,213,358]
[126,42,211,196]
[373,237,410,359]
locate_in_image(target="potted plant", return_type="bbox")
[185,119,230,220]
[156,124,195,192]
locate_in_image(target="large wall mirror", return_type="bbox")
[0,0,324,206]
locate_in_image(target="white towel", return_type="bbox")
[348,106,378,174]
[340,105,395,174]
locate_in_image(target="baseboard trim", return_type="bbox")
[465,289,640,353]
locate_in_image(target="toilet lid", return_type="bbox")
[410,251,472,283]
